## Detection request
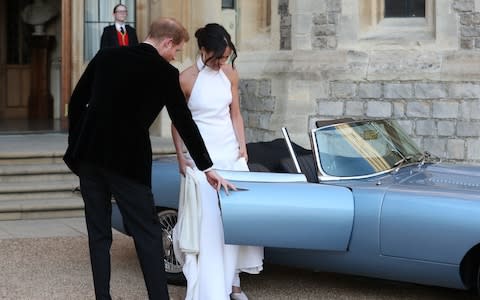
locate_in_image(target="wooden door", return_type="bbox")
[1,0,32,120]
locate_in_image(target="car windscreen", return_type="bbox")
[313,120,422,177]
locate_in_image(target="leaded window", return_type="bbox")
[222,0,235,9]
[385,0,425,18]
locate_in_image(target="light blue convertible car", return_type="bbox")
[112,119,480,294]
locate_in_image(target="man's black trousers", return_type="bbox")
[79,163,169,300]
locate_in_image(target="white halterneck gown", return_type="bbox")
[183,57,264,300]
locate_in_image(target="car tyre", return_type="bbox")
[157,209,186,286]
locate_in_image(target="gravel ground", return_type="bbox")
[0,234,475,300]
[0,235,185,300]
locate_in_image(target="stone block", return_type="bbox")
[415,83,448,99]
[278,0,289,15]
[406,102,431,117]
[247,112,271,130]
[432,102,459,118]
[359,83,382,99]
[460,100,480,120]
[453,0,475,12]
[240,79,257,98]
[423,137,446,158]
[415,120,436,136]
[462,38,475,49]
[331,82,356,98]
[261,97,276,112]
[345,101,364,116]
[327,37,337,48]
[368,51,441,80]
[366,101,391,118]
[467,138,480,160]
[258,114,272,130]
[393,102,405,117]
[437,121,456,136]
[312,37,328,48]
[473,12,480,24]
[326,0,341,12]
[447,139,466,160]
[461,26,480,37]
[313,14,327,25]
[241,95,257,111]
[327,12,338,24]
[319,100,344,116]
[457,121,480,136]
[397,120,413,135]
[384,83,413,99]
[312,24,336,36]
[257,80,272,97]
[460,13,473,25]
[247,112,260,128]
[442,52,480,81]
[449,83,480,98]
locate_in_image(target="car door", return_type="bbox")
[217,170,354,251]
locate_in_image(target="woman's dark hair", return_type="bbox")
[194,23,238,68]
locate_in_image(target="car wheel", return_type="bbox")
[157,209,186,286]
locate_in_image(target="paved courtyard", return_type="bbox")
[0,217,476,300]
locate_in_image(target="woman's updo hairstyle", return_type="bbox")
[195,23,238,68]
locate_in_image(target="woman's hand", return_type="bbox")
[178,155,194,176]
[205,170,236,193]
[239,144,248,162]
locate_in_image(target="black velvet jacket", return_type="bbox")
[64,43,212,187]
[100,24,139,49]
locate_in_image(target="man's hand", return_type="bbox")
[205,170,236,193]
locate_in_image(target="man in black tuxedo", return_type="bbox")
[64,17,233,300]
[100,4,138,49]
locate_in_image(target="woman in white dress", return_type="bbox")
[172,23,263,300]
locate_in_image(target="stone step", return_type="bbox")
[0,197,84,221]
[0,133,173,220]
[0,173,77,183]
[0,163,71,175]
[0,156,66,166]
[0,181,79,201]
[0,163,76,183]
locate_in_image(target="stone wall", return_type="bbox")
[237,0,480,164]
[239,79,277,142]
[457,0,480,48]
[311,81,480,163]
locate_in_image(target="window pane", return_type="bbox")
[222,0,235,9]
[84,0,98,21]
[100,2,116,23]
[385,0,425,18]
[84,22,103,61]
[123,0,136,23]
